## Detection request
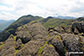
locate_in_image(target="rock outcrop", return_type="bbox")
[0,21,84,56]
[72,22,84,34]
[0,34,15,56]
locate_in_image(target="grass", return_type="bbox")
[13,36,16,49]
[21,44,24,48]
[14,50,19,56]
[13,36,17,56]
[53,35,62,41]
[0,42,4,48]
[64,47,68,54]
[78,33,84,51]
[38,34,50,56]
[43,19,73,29]
[38,34,63,56]
[13,36,25,56]
[38,41,48,56]
[22,25,26,28]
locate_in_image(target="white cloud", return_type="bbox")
[0,0,84,20]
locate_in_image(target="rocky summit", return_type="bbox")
[0,20,84,56]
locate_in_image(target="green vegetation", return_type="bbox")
[0,42,4,48]
[78,33,84,51]
[52,35,68,54]
[38,34,64,56]
[13,36,25,56]
[14,50,19,56]
[42,19,73,29]
[38,34,50,56]
[13,36,17,49]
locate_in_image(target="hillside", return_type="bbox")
[0,15,83,42]
[41,18,74,29]
[76,17,84,21]
[0,15,43,41]
[0,20,15,31]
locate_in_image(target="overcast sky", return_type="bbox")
[0,0,84,20]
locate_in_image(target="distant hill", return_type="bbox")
[76,17,84,21]
[0,20,15,31]
[57,16,76,19]
[0,30,2,32]
[41,18,73,29]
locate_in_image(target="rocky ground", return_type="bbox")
[0,21,84,56]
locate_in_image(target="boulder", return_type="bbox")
[41,44,59,56]
[15,21,48,44]
[54,26,66,33]
[72,23,84,34]
[16,25,32,44]
[1,47,15,56]
[28,22,48,40]
[61,34,81,52]
[16,40,59,56]
[0,34,15,55]
[16,40,45,56]
[47,34,65,56]
[16,38,23,50]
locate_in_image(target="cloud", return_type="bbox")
[69,0,84,17]
[0,0,84,20]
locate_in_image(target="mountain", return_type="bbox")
[0,30,2,32]
[5,15,43,35]
[57,16,76,19]
[0,15,43,41]
[0,15,84,56]
[0,20,15,31]
[40,17,74,29]
[76,17,84,21]
[0,15,83,42]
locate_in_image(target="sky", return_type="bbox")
[0,0,84,20]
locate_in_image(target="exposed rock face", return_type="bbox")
[0,21,84,56]
[15,21,48,44]
[28,21,48,40]
[48,29,83,56]
[61,34,81,52]
[41,44,59,56]
[16,22,60,56]
[16,39,22,50]
[1,47,15,56]
[72,23,84,34]
[49,35,65,56]
[55,26,66,33]
[15,25,32,44]
[16,40,45,56]
[15,22,60,56]
[16,40,59,56]
[48,26,71,34]
[0,35,15,56]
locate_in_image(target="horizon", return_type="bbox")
[0,14,79,21]
[0,0,84,20]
